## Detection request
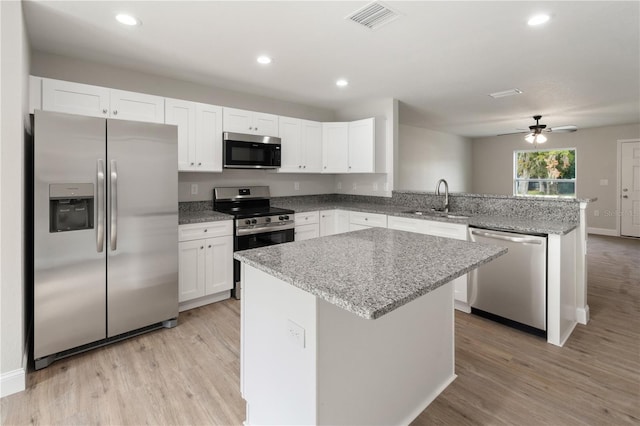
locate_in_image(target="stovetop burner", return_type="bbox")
[212,186,294,220]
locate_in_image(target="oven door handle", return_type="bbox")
[236,224,294,236]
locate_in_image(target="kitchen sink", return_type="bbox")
[401,209,469,220]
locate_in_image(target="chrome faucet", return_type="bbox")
[435,179,449,213]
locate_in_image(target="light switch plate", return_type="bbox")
[191,184,198,195]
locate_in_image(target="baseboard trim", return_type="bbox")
[0,368,26,398]
[576,305,590,325]
[587,227,617,236]
[179,291,231,312]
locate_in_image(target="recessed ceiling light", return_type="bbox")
[115,14,140,26]
[336,79,349,87]
[257,55,272,65]
[528,14,550,26]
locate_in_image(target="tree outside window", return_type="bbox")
[514,149,576,197]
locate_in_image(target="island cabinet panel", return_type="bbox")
[241,265,317,425]
[241,264,455,426]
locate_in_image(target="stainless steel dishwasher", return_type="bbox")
[468,227,547,336]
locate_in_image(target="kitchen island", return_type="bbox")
[235,227,506,425]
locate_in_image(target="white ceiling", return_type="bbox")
[23,1,640,138]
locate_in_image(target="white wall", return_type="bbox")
[471,123,640,232]
[179,170,335,201]
[397,124,472,192]
[334,98,398,197]
[1,0,30,396]
[30,51,337,201]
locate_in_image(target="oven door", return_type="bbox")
[223,139,281,169]
[233,228,294,299]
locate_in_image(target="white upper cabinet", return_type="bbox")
[301,120,323,173]
[42,78,164,123]
[166,98,223,172]
[348,118,375,173]
[279,117,323,173]
[322,122,349,173]
[110,89,165,123]
[42,78,110,119]
[223,107,279,136]
[166,99,196,171]
[322,118,375,174]
[196,103,223,172]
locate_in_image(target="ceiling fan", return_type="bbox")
[499,115,578,144]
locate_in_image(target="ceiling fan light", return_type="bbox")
[525,133,535,143]
[536,134,547,143]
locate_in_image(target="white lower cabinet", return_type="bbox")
[388,216,470,312]
[319,209,350,236]
[295,211,320,241]
[349,211,387,231]
[178,221,233,311]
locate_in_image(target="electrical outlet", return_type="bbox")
[294,181,300,191]
[383,182,389,191]
[594,210,600,217]
[286,319,305,348]
[191,184,198,195]
[373,182,378,191]
[337,182,342,190]
[599,179,608,186]
[352,183,357,190]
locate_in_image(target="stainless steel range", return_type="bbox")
[213,186,295,299]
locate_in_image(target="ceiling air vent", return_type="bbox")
[346,2,400,30]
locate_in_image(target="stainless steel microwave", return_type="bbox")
[223,132,281,169]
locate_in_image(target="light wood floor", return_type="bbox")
[2,235,639,425]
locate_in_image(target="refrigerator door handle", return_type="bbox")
[96,159,105,252]
[110,159,118,251]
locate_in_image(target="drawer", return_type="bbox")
[179,221,233,241]
[349,211,387,228]
[387,216,429,234]
[295,211,319,225]
[424,220,467,240]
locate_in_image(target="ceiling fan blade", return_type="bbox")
[497,130,529,136]
[546,125,578,133]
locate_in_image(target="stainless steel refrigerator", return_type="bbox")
[33,110,179,369]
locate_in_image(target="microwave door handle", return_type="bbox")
[110,159,118,251]
[96,159,105,252]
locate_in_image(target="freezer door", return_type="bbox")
[34,110,107,359]
[106,119,178,337]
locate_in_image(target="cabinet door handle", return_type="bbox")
[208,245,212,248]
[623,195,629,199]
[204,229,208,232]
[365,217,368,221]
[198,162,202,166]
[113,110,118,115]
[102,109,108,114]
[303,165,306,169]
[190,162,194,166]
[200,246,204,250]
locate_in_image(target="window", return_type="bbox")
[514,149,576,197]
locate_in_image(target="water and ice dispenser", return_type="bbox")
[49,183,94,232]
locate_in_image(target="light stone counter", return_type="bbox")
[234,227,507,319]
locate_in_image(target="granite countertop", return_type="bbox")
[234,227,507,320]
[178,210,232,225]
[271,200,578,235]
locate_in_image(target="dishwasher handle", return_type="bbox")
[470,229,543,245]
